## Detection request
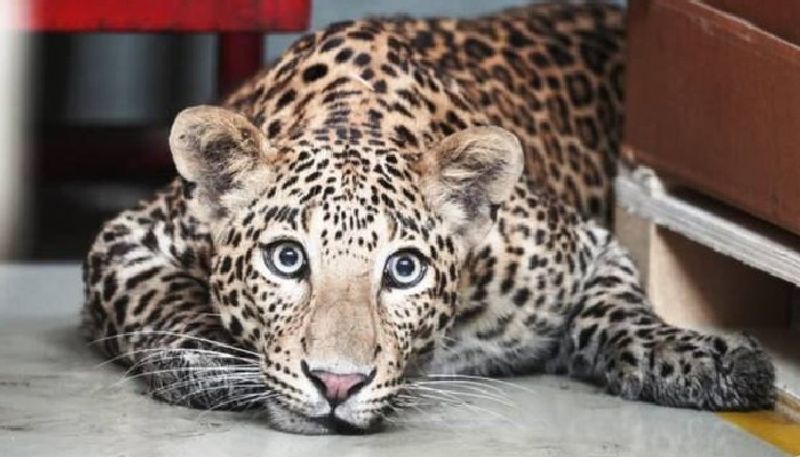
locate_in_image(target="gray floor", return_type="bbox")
[0,265,785,457]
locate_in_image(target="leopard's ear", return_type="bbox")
[169,105,275,216]
[417,126,524,248]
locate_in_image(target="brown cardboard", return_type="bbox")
[624,0,800,236]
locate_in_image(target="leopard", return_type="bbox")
[81,2,774,435]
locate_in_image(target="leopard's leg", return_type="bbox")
[553,226,775,410]
[81,179,265,410]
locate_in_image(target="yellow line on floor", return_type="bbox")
[717,410,800,455]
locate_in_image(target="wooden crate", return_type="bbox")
[624,0,800,236]
[614,167,800,416]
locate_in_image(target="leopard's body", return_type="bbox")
[82,3,774,435]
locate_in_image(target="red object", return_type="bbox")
[218,33,265,96]
[27,0,311,95]
[28,0,310,179]
[27,0,310,32]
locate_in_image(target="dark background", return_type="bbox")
[25,0,555,261]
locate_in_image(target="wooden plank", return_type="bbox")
[616,167,800,288]
[25,0,310,32]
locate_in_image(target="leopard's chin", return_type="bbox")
[264,399,384,435]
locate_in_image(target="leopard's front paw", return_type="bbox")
[647,333,774,410]
[719,341,775,409]
[602,332,774,410]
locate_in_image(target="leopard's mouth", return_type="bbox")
[307,411,384,435]
[262,393,386,435]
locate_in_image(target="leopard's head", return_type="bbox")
[168,101,521,432]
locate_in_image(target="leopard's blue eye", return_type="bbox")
[264,241,307,278]
[384,250,427,288]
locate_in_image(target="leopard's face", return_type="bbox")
[207,142,463,433]
[169,70,521,431]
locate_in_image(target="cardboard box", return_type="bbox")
[624,0,800,236]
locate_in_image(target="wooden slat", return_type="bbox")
[615,167,800,287]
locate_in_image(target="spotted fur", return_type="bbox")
[82,3,774,435]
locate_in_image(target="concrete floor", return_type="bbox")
[0,265,788,457]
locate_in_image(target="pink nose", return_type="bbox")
[310,371,368,402]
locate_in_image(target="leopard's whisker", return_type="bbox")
[151,373,265,398]
[89,331,259,357]
[422,373,537,395]
[406,379,512,399]
[393,394,440,410]
[199,391,281,415]
[403,384,515,408]
[116,349,259,381]
[404,383,515,408]
[170,382,269,406]
[113,365,261,387]
[95,346,259,369]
